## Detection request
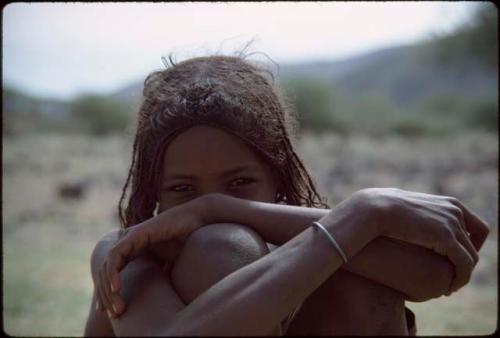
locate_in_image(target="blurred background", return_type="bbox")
[2,2,497,336]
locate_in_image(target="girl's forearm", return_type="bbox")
[343,237,454,301]
[202,193,454,301]
[203,193,329,245]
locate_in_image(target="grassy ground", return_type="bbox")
[2,132,497,336]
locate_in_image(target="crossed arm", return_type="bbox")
[201,193,456,301]
[85,233,453,336]
[85,192,467,336]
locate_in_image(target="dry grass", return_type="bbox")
[2,131,497,336]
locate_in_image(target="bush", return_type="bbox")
[390,115,452,137]
[410,94,498,134]
[335,92,400,136]
[463,97,498,132]
[70,94,132,136]
[281,77,345,132]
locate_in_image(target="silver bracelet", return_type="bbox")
[312,221,348,263]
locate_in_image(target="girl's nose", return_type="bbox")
[198,185,227,197]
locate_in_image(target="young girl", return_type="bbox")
[84,54,489,336]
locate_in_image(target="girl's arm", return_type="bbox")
[92,192,376,335]
[96,189,481,332]
[202,192,479,301]
[99,188,479,335]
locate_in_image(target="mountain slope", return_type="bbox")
[279,43,496,107]
[110,42,496,110]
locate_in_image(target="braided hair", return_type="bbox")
[118,54,329,228]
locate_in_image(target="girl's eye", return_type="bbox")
[170,184,194,192]
[229,177,256,187]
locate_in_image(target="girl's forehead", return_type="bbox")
[161,125,271,176]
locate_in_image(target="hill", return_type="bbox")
[4,22,496,136]
[110,42,496,110]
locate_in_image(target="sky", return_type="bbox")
[2,1,479,101]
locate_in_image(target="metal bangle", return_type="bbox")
[312,221,348,263]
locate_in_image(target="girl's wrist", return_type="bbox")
[321,190,382,260]
[351,189,386,236]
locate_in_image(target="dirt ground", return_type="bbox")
[3,131,497,336]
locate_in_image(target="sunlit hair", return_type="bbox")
[118,52,329,228]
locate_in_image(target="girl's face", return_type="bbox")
[158,125,278,212]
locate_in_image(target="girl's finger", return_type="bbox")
[106,277,126,316]
[107,228,148,293]
[99,263,117,318]
[441,240,474,294]
[101,262,126,316]
[451,207,479,265]
[455,229,478,266]
[107,242,129,293]
[449,198,490,250]
[110,293,126,316]
[95,286,104,312]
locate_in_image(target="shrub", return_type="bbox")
[281,77,345,132]
[70,94,132,136]
[390,110,458,137]
[335,92,400,136]
[463,97,498,132]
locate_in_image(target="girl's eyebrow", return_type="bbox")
[163,174,197,181]
[163,164,259,182]
[221,164,259,177]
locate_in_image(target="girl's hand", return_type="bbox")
[95,196,209,317]
[91,229,122,317]
[360,188,489,295]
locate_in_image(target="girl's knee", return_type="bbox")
[184,223,269,259]
[170,223,269,303]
